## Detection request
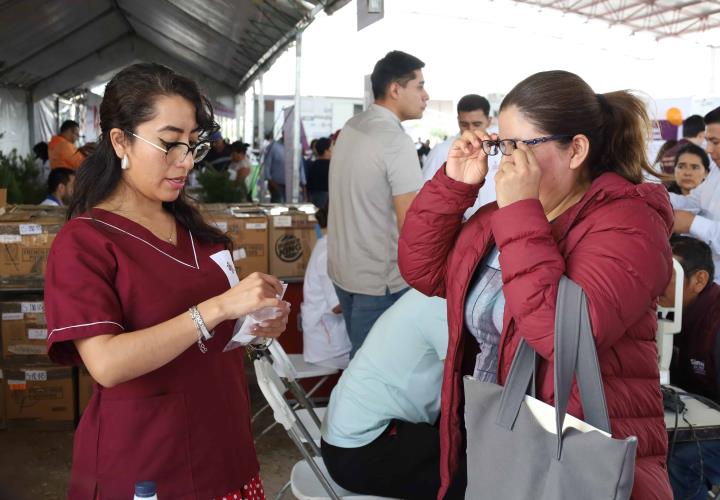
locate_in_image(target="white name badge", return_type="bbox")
[210,250,240,288]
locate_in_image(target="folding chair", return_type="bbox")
[253,357,397,500]
[657,258,684,385]
[267,340,338,428]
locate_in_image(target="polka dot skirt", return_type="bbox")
[212,473,265,500]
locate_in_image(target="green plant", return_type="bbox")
[0,149,45,204]
[196,166,249,203]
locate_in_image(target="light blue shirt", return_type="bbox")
[463,246,504,383]
[321,288,448,448]
[263,141,286,184]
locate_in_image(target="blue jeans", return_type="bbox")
[668,439,720,499]
[333,285,408,359]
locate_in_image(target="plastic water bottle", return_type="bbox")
[133,481,158,500]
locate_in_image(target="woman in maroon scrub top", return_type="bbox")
[44,63,289,500]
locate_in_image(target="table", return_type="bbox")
[664,385,720,443]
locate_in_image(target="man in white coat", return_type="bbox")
[422,94,499,219]
[671,106,720,283]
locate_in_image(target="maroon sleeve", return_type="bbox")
[491,197,672,360]
[45,222,125,365]
[398,165,480,297]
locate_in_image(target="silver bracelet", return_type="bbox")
[189,306,214,353]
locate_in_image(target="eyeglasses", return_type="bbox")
[129,132,211,164]
[481,134,573,157]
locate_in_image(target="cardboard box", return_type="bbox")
[78,366,95,415]
[202,205,270,279]
[3,365,76,429]
[1,300,48,363]
[268,208,318,279]
[0,210,63,284]
[0,367,6,429]
[0,188,6,211]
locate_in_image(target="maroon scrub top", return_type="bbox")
[45,209,260,500]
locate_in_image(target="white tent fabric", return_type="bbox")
[0,88,29,156]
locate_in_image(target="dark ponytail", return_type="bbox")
[500,70,656,185]
[69,63,231,248]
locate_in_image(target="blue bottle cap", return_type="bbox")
[134,481,157,497]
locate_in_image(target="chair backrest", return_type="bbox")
[254,357,297,431]
[657,258,685,385]
[269,340,299,381]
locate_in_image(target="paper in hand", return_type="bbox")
[223,283,288,352]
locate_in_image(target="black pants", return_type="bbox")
[321,420,466,500]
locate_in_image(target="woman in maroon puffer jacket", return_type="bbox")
[399,70,673,500]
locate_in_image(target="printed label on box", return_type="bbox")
[27,328,48,340]
[25,370,47,382]
[19,224,42,235]
[21,302,44,313]
[0,234,22,243]
[246,223,267,230]
[273,216,292,228]
[308,214,317,222]
[233,248,248,261]
[8,345,46,355]
[213,221,229,232]
[2,312,23,321]
[8,379,26,391]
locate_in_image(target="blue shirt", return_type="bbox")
[321,288,448,448]
[263,141,286,184]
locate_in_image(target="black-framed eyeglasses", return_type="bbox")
[481,134,574,157]
[129,132,211,164]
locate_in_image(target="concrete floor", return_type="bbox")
[0,382,303,500]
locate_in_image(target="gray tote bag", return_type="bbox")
[463,276,637,500]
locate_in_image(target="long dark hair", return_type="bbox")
[500,70,655,184]
[68,62,231,247]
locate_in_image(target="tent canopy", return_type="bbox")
[516,0,720,44]
[0,0,349,101]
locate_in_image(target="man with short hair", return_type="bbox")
[670,106,720,283]
[422,94,497,218]
[661,114,708,174]
[328,50,428,357]
[203,130,232,171]
[40,167,75,206]
[48,120,85,170]
[660,236,720,500]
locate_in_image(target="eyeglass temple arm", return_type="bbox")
[131,132,168,154]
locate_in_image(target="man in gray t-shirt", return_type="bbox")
[328,50,428,357]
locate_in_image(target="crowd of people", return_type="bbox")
[35,45,720,499]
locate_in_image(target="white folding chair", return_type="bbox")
[657,258,684,385]
[268,340,338,428]
[253,357,396,500]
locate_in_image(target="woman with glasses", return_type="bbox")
[399,70,673,499]
[44,63,289,500]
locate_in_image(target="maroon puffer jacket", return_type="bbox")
[399,167,673,500]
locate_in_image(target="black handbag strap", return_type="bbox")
[495,276,611,458]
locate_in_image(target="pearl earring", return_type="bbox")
[121,154,129,170]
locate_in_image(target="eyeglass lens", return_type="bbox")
[481,140,517,157]
[165,142,211,164]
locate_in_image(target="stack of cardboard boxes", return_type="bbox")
[202,204,318,280]
[0,203,318,430]
[0,205,77,429]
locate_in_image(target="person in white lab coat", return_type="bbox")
[421,94,499,218]
[671,106,720,283]
[301,208,351,369]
